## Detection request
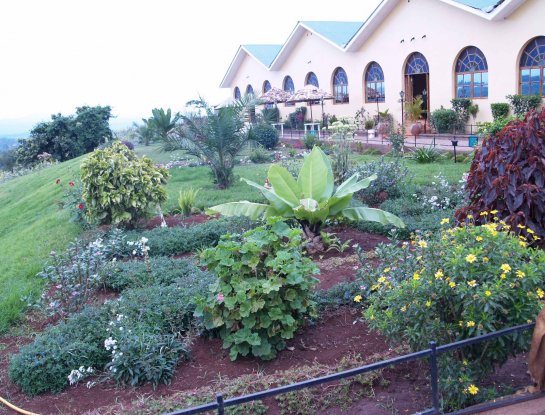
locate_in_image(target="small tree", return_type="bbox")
[144,108,181,142]
[171,99,254,188]
[81,142,169,227]
[456,109,545,245]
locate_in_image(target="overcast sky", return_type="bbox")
[0,0,381,134]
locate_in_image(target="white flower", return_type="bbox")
[140,237,148,244]
[104,337,117,350]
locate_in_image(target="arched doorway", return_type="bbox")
[404,52,430,123]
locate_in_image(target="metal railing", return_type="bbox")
[165,322,543,415]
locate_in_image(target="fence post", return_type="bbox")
[433,135,436,147]
[216,393,225,415]
[429,341,440,414]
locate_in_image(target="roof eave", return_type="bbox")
[437,0,524,21]
[219,46,273,88]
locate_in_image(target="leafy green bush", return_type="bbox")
[359,221,545,410]
[451,98,472,130]
[476,116,518,138]
[248,145,272,163]
[431,108,458,133]
[195,219,320,360]
[506,94,542,117]
[491,103,510,120]
[330,141,353,185]
[9,307,111,395]
[351,157,412,205]
[81,142,169,227]
[101,256,210,291]
[261,107,280,123]
[410,146,442,164]
[303,133,320,149]
[251,123,279,150]
[124,216,255,257]
[105,321,188,388]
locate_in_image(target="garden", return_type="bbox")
[0,99,544,415]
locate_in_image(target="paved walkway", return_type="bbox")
[476,395,545,414]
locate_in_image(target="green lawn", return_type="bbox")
[0,159,83,332]
[0,144,470,332]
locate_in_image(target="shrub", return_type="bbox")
[491,103,510,120]
[177,187,200,216]
[506,94,542,117]
[364,119,375,130]
[9,306,111,395]
[431,108,458,133]
[195,219,320,360]
[101,256,210,291]
[105,322,189,388]
[456,109,545,245]
[251,123,279,149]
[476,116,518,138]
[261,107,280,123]
[358,222,545,410]
[81,142,169,227]
[124,216,255,257]
[410,146,442,164]
[121,140,135,150]
[303,133,320,149]
[351,157,412,205]
[248,145,272,164]
[330,141,352,185]
[55,177,90,229]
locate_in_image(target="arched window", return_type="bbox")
[333,67,349,103]
[405,52,429,75]
[306,72,319,87]
[283,76,295,106]
[246,85,254,96]
[234,87,241,100]
[263,80,271,93]
[455,46,488,98]
[365,62,385,103]
[520,36,545,96]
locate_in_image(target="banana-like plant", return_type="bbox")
[208,147,404,251]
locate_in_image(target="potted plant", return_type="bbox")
[406,96,424,136]
[364,119,376,138]
[377,109,391,135]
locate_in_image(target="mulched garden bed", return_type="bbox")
[0,222,534,415]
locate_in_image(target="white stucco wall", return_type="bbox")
[226,0,545,126]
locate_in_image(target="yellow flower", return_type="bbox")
[440,218,450,225]
[383,267,391,273]
[371,284,380,291]
[483,257,489,263]
[354,295,363,303]
[426,300,432,308]
[500,263,512,273]
[458,321,464,327]
[500,273,507,279]
[463,359,469,366]
[534,235,541,241]
[370,315,375,320]
[537,288,544,299]
[467,321,476,327]
[468,280,477,287]
[480,211,489,216]
[416,255,422,261]
[467,214,473,219]
[466,384,479,395]
[418,240,428,248]
[401,305,407,312]
[413,273,420,281]
[378,276,387,283]
[435,270,444,279]
[519,241,528,248]
[475,236,483,242]
[485,290,492,297]
[517,224,526,229]
[516,270,525,279]
[449,281,456,288]
[527,228,535,234]
[490,210,498,215]
[466,254,477,263]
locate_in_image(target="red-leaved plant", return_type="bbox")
[455,109,545,246]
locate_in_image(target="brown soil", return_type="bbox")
[0,227,534,415]
[142,213,212,230]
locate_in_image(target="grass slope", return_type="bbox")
[0,159,82,332]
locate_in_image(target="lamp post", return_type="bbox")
[399,90,405,127]
[422,89,428,133]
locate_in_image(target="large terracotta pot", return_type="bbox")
[410,122,422,136]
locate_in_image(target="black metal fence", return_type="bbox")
[164,322,544,415]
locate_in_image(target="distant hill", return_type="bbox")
[0,137,19,152]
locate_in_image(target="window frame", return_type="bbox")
[455,47,489,99]
[519,37,545,97]
[364,62,385,103]
[333,68,349,104]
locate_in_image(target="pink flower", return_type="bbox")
[216,293,225,302]
[69,182,75,186]
[55,178,61,184]
[78,203,84,210]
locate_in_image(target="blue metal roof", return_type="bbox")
[242,44,282,67]
[451,0,504,12]
[301,21,364,48]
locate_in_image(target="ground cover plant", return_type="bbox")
[456,109,545,245]
[358,218,545,410]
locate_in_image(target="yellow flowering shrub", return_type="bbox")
[357,221,545,410]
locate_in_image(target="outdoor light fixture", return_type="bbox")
[399,91,405,125]
[451,140,459,163]
[422,89,428,133]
